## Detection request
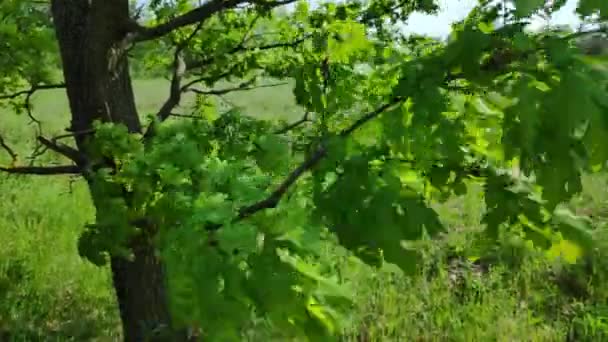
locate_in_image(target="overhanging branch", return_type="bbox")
[180,35,308,94]
[187,36,309,71]
[0,83,66,101]
[206,97,406,231]
[339,96,403,137]
[181,67,237,91]
[0,164,81,175]
[241,98,403,215]
[132,0,298,43]
[236,144,328,220]
[189,80,287,96]
[133,0,246,43]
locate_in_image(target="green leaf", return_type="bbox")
[253,134,291,172]
[513,0,546,18]
[314,153,444,274]
[216,222,259,256]
[577,0,608,19]
[553,207,595,251]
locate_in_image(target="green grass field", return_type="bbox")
[2,79,608,340]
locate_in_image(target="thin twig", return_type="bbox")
[24,90,42,135]
[0,83,65,101]
[186,36,309,71]
[339,97,403,137]
[26,144,49,166]
[178,34,307,95]
[181,66,238,91]
[168,113,205,120]
[274,112,311,134]
[0,135,17,163]
[189,81,287,96]
[240,14,262,46]
[0,83,65,138]
[217,95,238,108]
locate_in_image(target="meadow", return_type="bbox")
[2,78,608,341]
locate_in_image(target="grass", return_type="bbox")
[0,84,116,340]
[2,78,608,340]
[134,78,301,120]
[0,78,304,340]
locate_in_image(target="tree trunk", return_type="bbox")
[50,1,181,340]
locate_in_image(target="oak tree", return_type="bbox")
[1,0,608,340]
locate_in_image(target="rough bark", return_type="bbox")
[50,1,180,340]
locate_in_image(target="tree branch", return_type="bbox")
[52,128,96,142]
[168,113,205,120]
[206,97,406,231]
[145,36,302,135]
[24,88,43,134]
[236,144,327,220]
[143,54,186,139]
[339,96,403,137]
[132,0,297,43]
[133,0,247,43]
[189,80,287,96]
[37,136,86,165]
[158,53,187,122]
[179,35,308,93]
[0,134,18,163]
[274,112,311,134]
[143,20,204,138]
[0,165,81,175]
[138,22,307,137]
[181,67,237,91]
[187,36,309,71]
[240,13,262,46]
[0,83,66,101]
[0,83,66,135]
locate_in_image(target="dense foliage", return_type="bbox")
[2,0,608,340]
